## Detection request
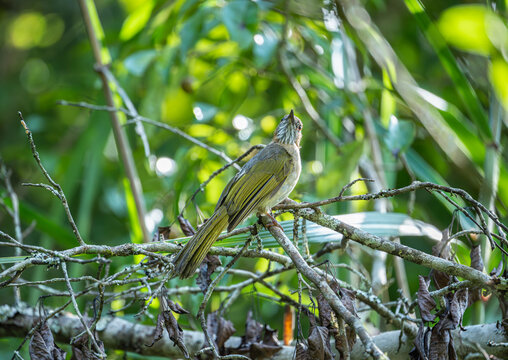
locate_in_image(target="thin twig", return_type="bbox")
[97,65,151,158]
[19,113,86,246]
[61,261,105,357]
[58,99,242,170]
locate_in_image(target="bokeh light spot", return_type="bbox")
[260,115,277,134]
[193,106,204,121]
[253,34,264,45]
[144,208,163,233]
[155,156,177,177]
[232,115,249,130]
[9,12,46,49]
[20,58,50,93]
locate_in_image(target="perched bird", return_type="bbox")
[172,110,303,278]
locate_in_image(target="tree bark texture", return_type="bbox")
[1,305,506,359]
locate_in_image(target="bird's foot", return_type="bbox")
[264,212,284,231]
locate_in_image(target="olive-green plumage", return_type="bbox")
[172,111,303,278]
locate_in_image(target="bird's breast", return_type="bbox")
[258,143,301,212]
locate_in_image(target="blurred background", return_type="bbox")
[1,0,507,358]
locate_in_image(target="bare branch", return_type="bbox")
[1,306,507,359]
[297,206,495,287]
[58,99,242,170]
[19,113,85,246]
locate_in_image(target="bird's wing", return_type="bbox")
[217,143,294,232]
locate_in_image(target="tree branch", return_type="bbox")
[1,305,506,360]
[297,206,495,287]
[260,215,388,360]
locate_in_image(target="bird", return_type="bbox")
[172,110,303,279]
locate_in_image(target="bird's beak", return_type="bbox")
[289,109,295,123]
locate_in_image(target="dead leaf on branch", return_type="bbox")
[411,284,469,359]
[157,226,172,241]
[431,229,452,289]
[308,324,334,360]
[417,275,436,322]
[146,295,190,359]
[207,311,236,353]
[231,311,282,359]
[70,316,105,360]
[250,326,282,359]
[429,327,451,360]
[29,319,66,360]
[409,324,429,360]
[177,214,197,236]
[167,299,190,315]
[469,245,484,272]
[469,245,484,304]
[338,288,357,318]
[235,310,263,354]
[317,280,356,358]
[296,341,311,360]
[196,254,222,293]
[147,310,187,357]
[317,292,333,329]
[436,289,468,332]
[411,225,473,360]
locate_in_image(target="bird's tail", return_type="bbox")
[172,206,229,279]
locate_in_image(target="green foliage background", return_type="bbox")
[1,0,508,358]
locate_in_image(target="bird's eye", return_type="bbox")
[297,123,302,131]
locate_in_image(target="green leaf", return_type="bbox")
[405,0,491,139]
[383,116,415,156]
[489,58,508,110]
[119,0,155,41]
[17,200,76,248]
[222,0,258,49]
[437,5,493,56]
[124,50,158,76]
[179,7,210,60]
[0,256,28,264]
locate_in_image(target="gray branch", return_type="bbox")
[1,305,506,360]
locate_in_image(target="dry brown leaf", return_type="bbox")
[295,341,311,360]
[417,275,436,322]
[207,311,236,350]
[146,295,190,358]
[70,317,105,360]
[177,214,196,236]
[29,320,66,360]
[196,254,222,293]
[308,325,333,360]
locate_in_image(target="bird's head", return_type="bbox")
[273,110,303,146]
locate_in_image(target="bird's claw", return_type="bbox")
[264,212,284,231]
